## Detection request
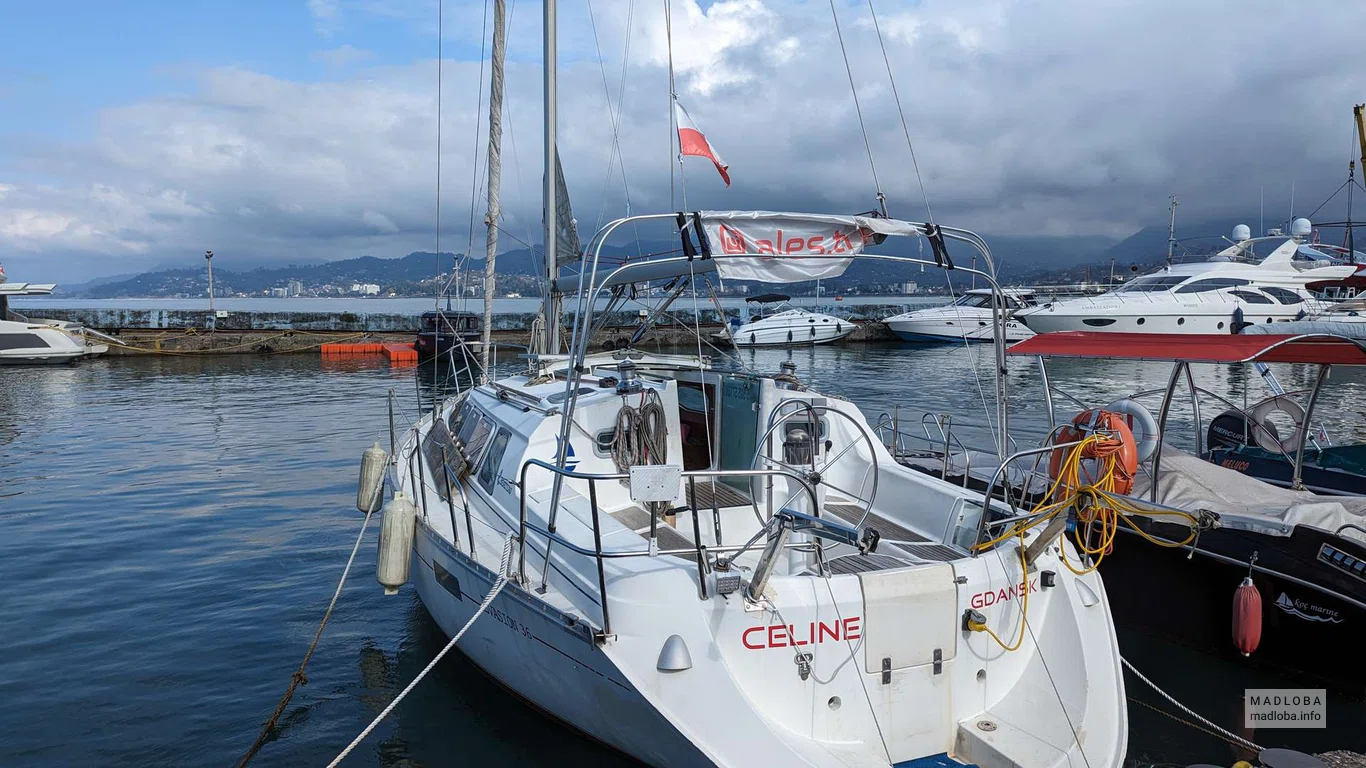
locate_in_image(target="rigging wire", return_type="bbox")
[585,0,645,256]
[939,269,1000,445]
[827,0,884,205]
[664,0,682,210]
[461,0,493,287]
[501,0,541,270]
[866,0,932,223]
[686,260,716,467]
[431,0,453,416]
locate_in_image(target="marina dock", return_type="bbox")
[23,307,903,355]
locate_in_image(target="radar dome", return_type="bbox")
[1232,224,1251,242]
[1290,218,1312,238]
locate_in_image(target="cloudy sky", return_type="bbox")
[2,0,1365,279]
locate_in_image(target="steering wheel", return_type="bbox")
[748,399,881,530]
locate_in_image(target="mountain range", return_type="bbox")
[62,217,1301,298]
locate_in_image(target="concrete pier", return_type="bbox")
[26,307,899,355]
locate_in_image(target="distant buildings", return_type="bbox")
[349,283,381,295]
[901,281,919,294]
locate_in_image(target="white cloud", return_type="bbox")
[307,0,342,35]
[312,44,375,68]
[4,0,1366,277]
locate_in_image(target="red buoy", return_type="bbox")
[1233,576,1262,657]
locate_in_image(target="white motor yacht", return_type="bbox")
[718,293,857,347]
[0,281,108,365]
[1015,220,1357,335]
[371,210,1128,768]
[884,289,1036,344]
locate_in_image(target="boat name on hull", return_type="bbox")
[742,617,862,649]
[970,578,1039,609]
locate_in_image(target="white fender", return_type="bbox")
[1249,396,1306,454]
[1104,398,1160,463]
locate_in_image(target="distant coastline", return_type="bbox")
[11,295,944,316]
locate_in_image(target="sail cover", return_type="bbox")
[699,211,913,283]
[554,154,582,264]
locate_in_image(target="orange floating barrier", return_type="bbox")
[382,343,418,366]
[320,342,387,356]
[319,341,416,366]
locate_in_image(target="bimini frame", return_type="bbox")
[1008,331,1366,495]
[536,211,1014,569]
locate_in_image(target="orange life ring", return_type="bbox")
[1049,409,1139,496]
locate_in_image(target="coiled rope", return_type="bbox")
[968,435,1202,652]
[973,434,1201,577]
[611,389,668,473]
[327,532,517,767]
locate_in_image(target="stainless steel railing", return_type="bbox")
[515,460,822,637]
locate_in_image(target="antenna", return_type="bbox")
[1166,195,1179,266]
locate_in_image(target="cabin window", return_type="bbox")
[478,429,512,492]
[545,387,596,404]
[0,333,51,350]
[593,428,616,457]
[951,294,992,308]
[421,420,459,500]
[1262,287,1304,305]
[1174,278,1249,293]
[457,411,495,466]
[1229,290,1273,305]
[1082,318,1116,327]
[1116,274,1185,293]
[449,402,469,435]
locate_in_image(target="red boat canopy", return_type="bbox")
[1006,332,1366,365]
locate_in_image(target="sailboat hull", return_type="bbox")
[411,522,715,767]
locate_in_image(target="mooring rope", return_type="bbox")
[1121,657,1264,753]
[236,486,381,767]
[327,533,517,767]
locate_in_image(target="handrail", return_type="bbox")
[514,458,823,633]
[974,431,1089,549]
[1334,523,1366,539]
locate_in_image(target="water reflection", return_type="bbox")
[349,598,640,768]
[3,348,1363,767]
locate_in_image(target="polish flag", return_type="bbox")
[674,101,730,187]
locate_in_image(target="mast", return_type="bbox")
[1351,104,1366,263]
[540,0,559,354]
[480,0,506,381]
[1348,159,1356,264]
[1165,195,1178,266]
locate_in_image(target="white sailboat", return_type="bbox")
[380,215,1128,767]
[363,2,1129,765]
